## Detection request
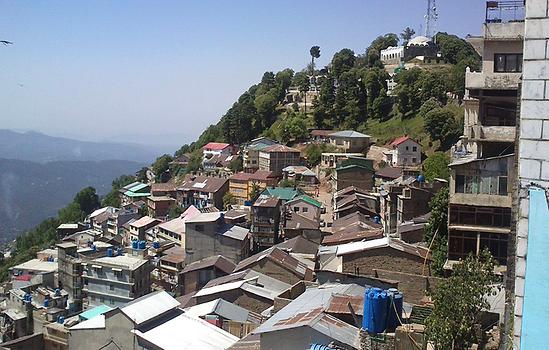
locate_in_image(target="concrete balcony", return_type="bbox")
[483,22,524,40]
[470,125,516,142]
[466,68,521,90]
[450,192,511,208]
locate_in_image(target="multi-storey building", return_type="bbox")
[447,1,523,268]
[177,174,229,210]
[243,137,278,173]
[228,170,278,205]
[258,144,301,177]
[83,254,151,308]
[56,242,84,312]
[251,196,281,250]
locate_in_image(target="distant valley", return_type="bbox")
[0,158,144,243]
[0,129,162,163]
[0,130,155,243]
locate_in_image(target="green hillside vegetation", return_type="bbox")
[176,31,479,159]
[0,187,101,281]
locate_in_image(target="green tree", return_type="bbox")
[331,48,356,78]
[73,187,100,215]
[371,88,393,120]
[435,32,480,65]
[305,144,323,167]
[423,152,450,181]
[425,250,498,349]
[365,34,399,67]
[423,186,449,276]
[400,27,415,44]
[424,105,463,150]
[293,71,310,114]
[136,167,149,183]
[223,192,237,209]
[152,154,174,182]
[228,157,243,173]
[309,46,321,87]
[249,182,262,202]
[168,204,184,219]
[102,175,136,207]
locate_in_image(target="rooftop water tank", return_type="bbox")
[107,248,113,257]
[153,241,160,249]
[138,240,146,250]
[131,240,138,249]
[386,288,403,331]
[55,288,61,296]
[91,244,97,252]
[417,174,425,183]
[57,316,65,324]
[44,299,50,307]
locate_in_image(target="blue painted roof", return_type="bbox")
[79,305,113,320]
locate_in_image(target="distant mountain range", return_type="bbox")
[0,158,144,243]
[0,129,162,163]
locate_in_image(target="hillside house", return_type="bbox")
[384,136,422,167]
[156,205,200,247]
[282,166,318,185]
[243,137,279,173]
[202,142,236,159]
[146,195,176,219]
[258,144,301,176]
[228,170,277,205]
[177,175,229,210]
[184,212,251,264]
[251,196,281,250]
[119,182,151,206]
[180,255,236,294]
[127,216,161,243]
[333,156,375,191]
[328,130,371,153]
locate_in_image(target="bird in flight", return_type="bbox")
[1,40,13,45]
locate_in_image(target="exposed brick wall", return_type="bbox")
[342,247,430,277]
[336,169,374,191]
[247,259,304,285]
[373,269,442,305]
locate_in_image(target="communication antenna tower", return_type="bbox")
[424,0,439,39]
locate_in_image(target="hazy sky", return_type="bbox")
[1,0,485,148]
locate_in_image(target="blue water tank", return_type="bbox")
[153,241,160,249]
[370,289,389,333]
[131,240,138,249]
[362,288,373,330]
[138,240,146,250]
[57,316,65,324]
[91,244,97,251]
[24,293,31,302]
[44,299,50,307]
[386,288,403,331]
[373,215,381,224]
[417,174,425,183]
[55,288,61,296]
[107,248,113,257]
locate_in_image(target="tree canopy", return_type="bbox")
[426,250,498,349]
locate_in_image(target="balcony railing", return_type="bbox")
[485,1,525,23]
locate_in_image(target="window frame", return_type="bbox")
[494,53,523,73]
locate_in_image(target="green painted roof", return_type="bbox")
[79,305,113,320]
[293,195,322,208]
[262,187,303,201]
[126,183,150,193]
[124,191,151,197]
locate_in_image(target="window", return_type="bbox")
[498,176,508,196]
[293,207,299,212]
[412,157,417,163]
[109,284,114,291]
[110,298,115,305]
[403,157,408,163]
[412,146,417,152]
[405,146,409,151]
[302,207,309,213]
[494,53,523,72]
[195,224,204,232]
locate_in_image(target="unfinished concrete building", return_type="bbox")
[448,1,523,268]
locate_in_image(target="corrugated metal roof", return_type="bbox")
[133,313,238,350]
[329,130,370,138]
[254,283,364,334]
[121,290,180,325]
[184,299,255,323]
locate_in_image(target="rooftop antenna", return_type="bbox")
[424,0,439,40]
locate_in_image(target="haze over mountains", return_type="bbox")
[0,130,155,243]
[0,129,163,163]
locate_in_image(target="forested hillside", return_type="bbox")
[175,31,479,162]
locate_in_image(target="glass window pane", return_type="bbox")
[506,54,518,72]
[499,176,508,195]
[456,175,465,193]
[495,54,506,72]
[480,176,491,194]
